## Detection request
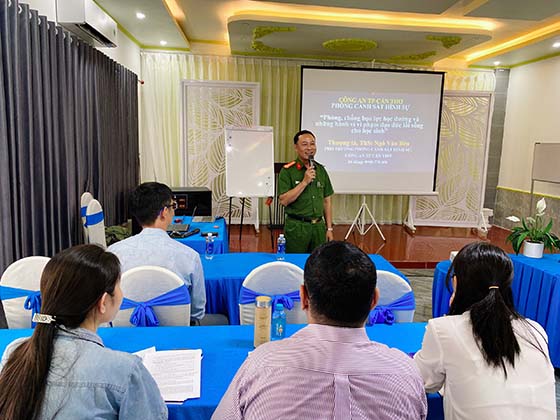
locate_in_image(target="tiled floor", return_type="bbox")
[401,268,434,323]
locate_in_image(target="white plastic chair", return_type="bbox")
[86,199,107,248]
[112,266,191,327]
[0,256,50,328]
[239,261,306,325]
[375,270,415,323]
[80,192,94,243]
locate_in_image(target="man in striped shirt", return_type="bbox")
[213,241,427,420]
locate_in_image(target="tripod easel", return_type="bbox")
[344,195,386,241]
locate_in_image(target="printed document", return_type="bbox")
[141,349,202,402]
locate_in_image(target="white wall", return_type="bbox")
[23,0,56,20]
[498,55,560,195]
[21,0,141,75]
[98,33,141,76]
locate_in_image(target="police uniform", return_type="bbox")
[278,157,334,253]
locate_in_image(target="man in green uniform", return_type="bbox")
[278,130,334,253]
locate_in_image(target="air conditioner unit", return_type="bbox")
[56,0,118,48]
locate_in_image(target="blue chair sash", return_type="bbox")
[239,286,300,310]
[119,284,191,327]
[85,211,104,227]
[0,285,42,326]
[80,205,87,218]
[367,291,415,326]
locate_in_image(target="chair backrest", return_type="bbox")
[239,261,306,325]
[112,266,191,327]
[80,192,94,243]
[375,270,415,323]
[0,256,50,328]
[86,199,107,248]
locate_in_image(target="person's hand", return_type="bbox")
[326,229,334,242]
[303,167,316,186]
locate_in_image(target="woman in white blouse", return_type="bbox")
[414,242,556,420]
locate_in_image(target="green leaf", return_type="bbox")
[544,219,553,234]
[514,232,529,254]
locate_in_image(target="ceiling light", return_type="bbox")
[493,61,501,66]
[136,12,145,20]
[553,42,560,48]
[160,40,168,46]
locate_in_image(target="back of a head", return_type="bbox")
[449,242,515,314]
[448,242,534,376]
[304,241,376,327]
[0,244,120,419]
[129,182,173,226]
[40,244,121,326]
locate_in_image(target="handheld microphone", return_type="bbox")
[308,155,315,185]
[181,228,201,238]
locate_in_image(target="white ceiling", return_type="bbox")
[96,0,560,68]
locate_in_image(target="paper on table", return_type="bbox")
[133,346,156,361]
[142,349,202,402]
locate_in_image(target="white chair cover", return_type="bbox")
[112,266,191,327]
[86,199,107,248]
[0,256,50,328]
[376,270,415,323]
[80,192,94,243]
[239,261,306,325]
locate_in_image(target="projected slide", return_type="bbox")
[301,67,444,195]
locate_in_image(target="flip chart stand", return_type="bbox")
[228,197,248,251]
[344,195,386,242]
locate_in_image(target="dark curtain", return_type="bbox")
[0,0,139,272]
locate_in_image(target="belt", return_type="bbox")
[287,214,323,224]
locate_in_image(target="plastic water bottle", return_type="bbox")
[205,233,214,260]
[271,303,286,340]
[276,234,286,260]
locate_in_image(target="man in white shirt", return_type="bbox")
[108,182,206,322]
[213,241,427,419]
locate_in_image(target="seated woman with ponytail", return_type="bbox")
[414,242,556,419]
[0,245,167,419]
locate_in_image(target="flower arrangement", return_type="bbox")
[506,198,560,254]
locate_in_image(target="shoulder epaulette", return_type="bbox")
[283,161,296,169]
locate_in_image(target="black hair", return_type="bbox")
[304,241,376,327]
[447,242,547,376]
[0,245,120,419]
[293,130,315,144]
[129,182,173,226]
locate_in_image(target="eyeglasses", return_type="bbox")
[164,201,178,210]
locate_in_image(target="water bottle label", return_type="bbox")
[207,242,214,254]
[277,243,285,254]
[274,321,284,337]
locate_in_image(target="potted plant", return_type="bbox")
[506,198,560,258]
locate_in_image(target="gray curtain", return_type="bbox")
[0,0,139,272]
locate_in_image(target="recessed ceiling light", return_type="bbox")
[160,40,168,46]
[493,61,501,66]
[136,12,146,20]
[553,42,560,48]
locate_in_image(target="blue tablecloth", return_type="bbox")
[433,253,560,367]
[202,252,409,325]
[0,323,442,420]
[172,216,228,254]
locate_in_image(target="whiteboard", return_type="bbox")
[532,143,560,183]
[225,126,274,197]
